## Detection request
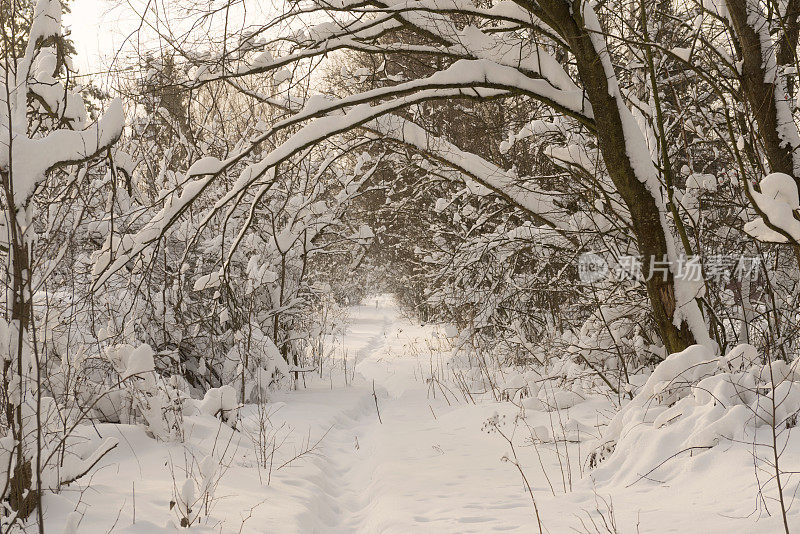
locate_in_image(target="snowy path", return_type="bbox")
[263,298,793,534]
[45,297,795,533]
[269,299,536,533]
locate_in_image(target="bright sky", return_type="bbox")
[64,0,282,81]
[64,0,139,77]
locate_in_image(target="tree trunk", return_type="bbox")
[2,175,38,520]
[726,0,800,187]
[534,0,699,353]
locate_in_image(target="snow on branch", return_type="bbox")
[367,113,578,233]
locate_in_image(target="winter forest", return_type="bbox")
[4,0,800,531]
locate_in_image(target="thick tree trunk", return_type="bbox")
[726,0,800,187]
[533,0,699,353]
[1,177,38,520]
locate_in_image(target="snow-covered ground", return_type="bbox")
[43,296,797,533]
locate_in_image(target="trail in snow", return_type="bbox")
[266,296,791,534]
[42,296,795,533]
[273,297,534,533]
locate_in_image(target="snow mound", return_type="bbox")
[745,172,800,242]
[537,388,585,411]
[197,385,239,418]
[590,344,800,485]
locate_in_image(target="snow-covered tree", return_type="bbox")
[0,0,123,521]
[108,0,731,356]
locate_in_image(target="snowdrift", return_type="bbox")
[590,344,800,486]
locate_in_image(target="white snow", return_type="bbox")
[745,172,800,242]
[196,385,239,417]
[122,344,156,379]
[40,298,797,533]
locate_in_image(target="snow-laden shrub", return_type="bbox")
[170,454,220,527]
[589,344,800,483]
[0,366,119,509]
[184,385,239,423]
[94,343,187,441]
[221,328,290,404]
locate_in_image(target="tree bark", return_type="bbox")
[726,0,800,188]
[530,0,699,353]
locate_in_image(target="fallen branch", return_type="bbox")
[373,380,383,424]
[626,446,713,488]
[59,438,119,487]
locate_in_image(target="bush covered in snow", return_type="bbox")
[587,344,799,479]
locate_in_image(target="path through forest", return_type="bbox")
[45,296,789,533]
[272,296,535,533]
[264,296,787,534]
[256,297,774,533]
